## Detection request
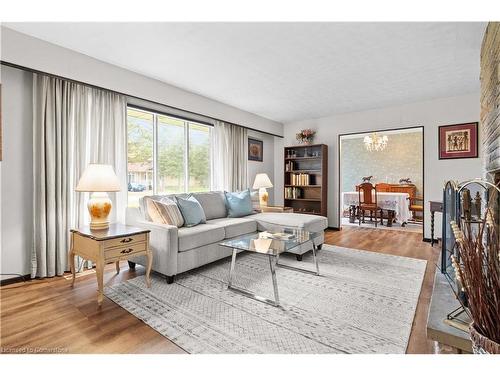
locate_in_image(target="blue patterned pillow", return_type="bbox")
[224,189,253,218]
[176,195,207,227]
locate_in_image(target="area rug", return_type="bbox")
[104,245,426,354]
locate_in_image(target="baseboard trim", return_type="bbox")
[0,274,31,286]
[327,226,341,231]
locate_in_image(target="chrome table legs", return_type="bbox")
[268,254,280,306]
[226,243,321,308]
[227,248,281,307]
[276,243,320,276]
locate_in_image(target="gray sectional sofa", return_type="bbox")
[125,191,328,283]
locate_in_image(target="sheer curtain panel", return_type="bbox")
[32,74,127,278]
[212,121,248,192]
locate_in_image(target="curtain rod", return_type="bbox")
[0,60,284,139]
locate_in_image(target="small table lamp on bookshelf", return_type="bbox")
[253,173,273,207]
[75,163,121,230]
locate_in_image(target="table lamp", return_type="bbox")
[253,173,273,207]
[76,164,121,230]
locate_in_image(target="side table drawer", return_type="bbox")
[103,233,147,249]
[104,242,147,260]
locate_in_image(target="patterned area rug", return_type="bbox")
[104,245,426,353]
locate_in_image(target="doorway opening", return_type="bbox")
[338,126,424,236]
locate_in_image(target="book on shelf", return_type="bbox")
[284,186,302,199]
[285,160,294,172]
[290,173,310,186]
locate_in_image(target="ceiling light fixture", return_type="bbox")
[363,133,388,152]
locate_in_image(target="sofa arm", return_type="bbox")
[131,220,179,277]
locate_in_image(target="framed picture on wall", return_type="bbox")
[248,138,263,162]
[438,122,478,160]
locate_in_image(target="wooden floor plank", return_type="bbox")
[1,227,443,354]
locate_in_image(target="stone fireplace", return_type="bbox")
[480,22,500,179]
[480,22,500,182]
[480,22,500,232]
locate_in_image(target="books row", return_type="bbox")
[285,187,302,199]
[290,173,311,186]
[285,161,295,171]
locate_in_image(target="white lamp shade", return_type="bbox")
[75,164,121,192]
[253,173,273,189]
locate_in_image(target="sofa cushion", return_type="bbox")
[192,191,227,220]
[178,224,225,252]
[145,197,184,227]
[224,189,253,218]
[207,217,257,238]
[249,213,328,233]
[176,195,207,227]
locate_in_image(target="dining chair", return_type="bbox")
[408,196,424,222]
[357,182,384,227]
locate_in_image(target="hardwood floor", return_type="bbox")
[1,227,441,354]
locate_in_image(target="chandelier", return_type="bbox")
[363,133,388,152]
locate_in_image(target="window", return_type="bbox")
[127,107,212,206]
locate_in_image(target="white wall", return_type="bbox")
[0,66,33,280]
[279,93,482,238]
[247,130,275,205]
[1,27,283,137]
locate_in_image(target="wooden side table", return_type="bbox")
[260,206,294,213]
[69,224,152,306]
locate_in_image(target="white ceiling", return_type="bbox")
[4,22,486,123]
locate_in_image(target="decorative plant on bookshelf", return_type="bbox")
[450,194,499,354]
[296,129,316,145]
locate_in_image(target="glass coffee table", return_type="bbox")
[219,228,321,307]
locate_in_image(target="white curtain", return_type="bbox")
[212,120,248,191]
[32,74,127,278]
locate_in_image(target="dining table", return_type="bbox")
[342,191,412,225]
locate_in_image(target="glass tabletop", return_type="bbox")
[219,228,319,256]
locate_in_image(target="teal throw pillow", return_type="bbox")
[176,195,207,227]
[225,189,253,218]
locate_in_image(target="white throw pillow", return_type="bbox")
[145,197,184,227]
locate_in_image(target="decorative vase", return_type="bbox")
[470,324,500,354]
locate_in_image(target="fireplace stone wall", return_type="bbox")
[480,22,500,180]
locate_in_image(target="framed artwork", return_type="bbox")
[248,138,263,162]
[438,122,478,160]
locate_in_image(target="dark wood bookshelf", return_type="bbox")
[285,169,322,173]
[284,198,322,201]
[284,185,321,188]
[284,156,322,161]
[284,144,328,217]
